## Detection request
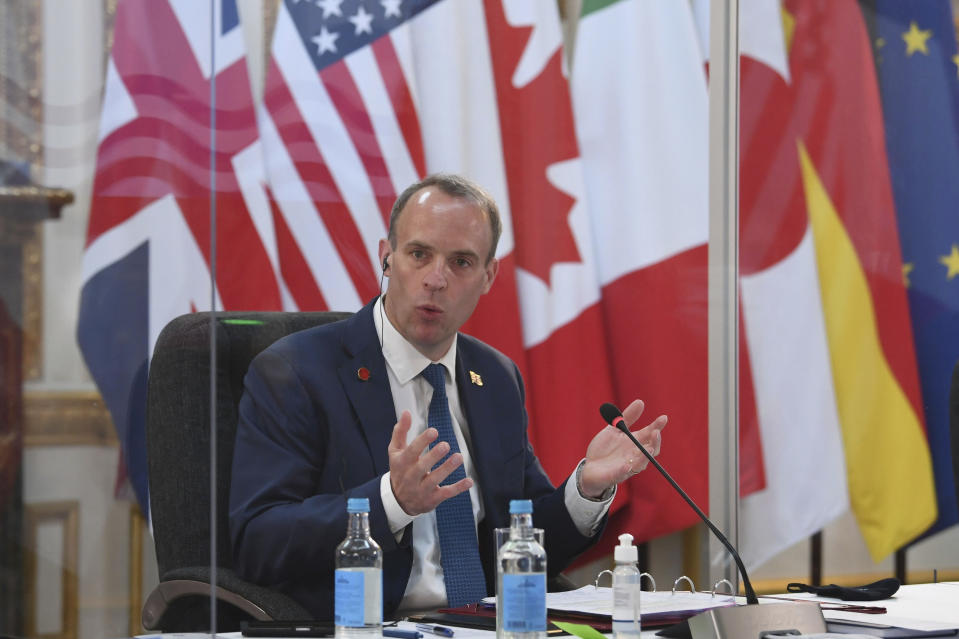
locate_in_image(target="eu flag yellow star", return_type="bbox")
[939,244,959,280]
[902,21,932,56]
[902,262,914,287]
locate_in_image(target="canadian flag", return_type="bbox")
[466,0,617,481]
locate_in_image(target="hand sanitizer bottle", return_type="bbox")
[612,533,641,639]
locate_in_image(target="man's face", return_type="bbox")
[379,187,499,360]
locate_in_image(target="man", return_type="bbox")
[229,174,667,619]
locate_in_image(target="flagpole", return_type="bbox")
[707,0,740,593]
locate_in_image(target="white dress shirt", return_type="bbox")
[373,297,613,613]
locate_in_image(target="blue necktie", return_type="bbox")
[421,363,487,606]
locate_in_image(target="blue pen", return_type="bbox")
[415,624,455,637]
[384,629,422,639]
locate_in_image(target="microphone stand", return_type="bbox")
[602,404,827,638]
[612,423,758,605]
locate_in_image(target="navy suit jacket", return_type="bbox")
[229,299,602,619]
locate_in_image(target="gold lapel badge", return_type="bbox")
[469,370,483,386]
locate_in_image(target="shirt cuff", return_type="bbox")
[380,472,416,540]
[564,459,615,537]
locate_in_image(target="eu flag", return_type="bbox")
[869,0,959,536]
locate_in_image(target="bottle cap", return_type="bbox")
[347,497,370,513]
[615,533,637,563]
[509,499,533,514]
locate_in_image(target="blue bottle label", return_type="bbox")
[502,573,546,632]
[334,568,381,626]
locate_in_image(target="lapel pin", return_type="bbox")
[357,367,371,381]
[469,370,483,386]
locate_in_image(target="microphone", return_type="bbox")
[599,402,759,606]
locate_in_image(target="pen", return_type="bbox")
[384,629,423,639]
[415,624,455,637]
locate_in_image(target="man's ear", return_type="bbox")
[482,257,499,294]
[378,239,391,273]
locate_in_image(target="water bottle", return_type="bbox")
[612,533,641,639]
[334,498,382,639]
[496,499,547,639]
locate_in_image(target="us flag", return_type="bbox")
[77,0,282,517]
[259,0,435,311]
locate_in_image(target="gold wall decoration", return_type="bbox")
[22,232,43,379]
[23,500,79,639]
[24,391,116,447]
[128,505,146,637]
[0,1,45,381]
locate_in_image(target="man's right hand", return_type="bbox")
[388,410,473,516]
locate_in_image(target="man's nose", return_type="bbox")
[422,260,447,290]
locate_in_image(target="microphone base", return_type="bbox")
[687,601,826,638]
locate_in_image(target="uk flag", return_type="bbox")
[77,0,282,517]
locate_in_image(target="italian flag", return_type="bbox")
[570,0,728,548]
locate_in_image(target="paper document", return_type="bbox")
[484,585,736,618]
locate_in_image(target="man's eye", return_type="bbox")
[455,258,472,268]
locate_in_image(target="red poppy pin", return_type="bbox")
[357,367,371,381]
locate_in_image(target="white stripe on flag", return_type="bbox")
[514,158,603,347]
[388,25,419,115]
[344,46,420,196]
[169,0,246,78]
[741,0,790,82]
[693,0,791,82]
[740,228,848,569]
[501,0,564,87]
[81,193,223,354]
[405,0,513,256]
[232,140,281,282]
[259,107,363,311]
[230,138,299,311]
[143,195,223,350]
[573,0,708,286]
[272,5,385,273]
[98,58,138,145]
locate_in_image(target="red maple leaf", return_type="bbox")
[482,0,581,284]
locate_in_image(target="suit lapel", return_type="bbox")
[338,300,396,475]
[456,342,510,505]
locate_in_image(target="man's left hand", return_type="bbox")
[578,399,667,499]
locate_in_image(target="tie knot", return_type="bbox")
[422,363,446,391]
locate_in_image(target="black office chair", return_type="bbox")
[141,310,351,631]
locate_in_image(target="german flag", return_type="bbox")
[788,0,936,561]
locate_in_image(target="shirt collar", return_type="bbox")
[373,296,458,386]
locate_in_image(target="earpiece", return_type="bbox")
[382,256,390,272]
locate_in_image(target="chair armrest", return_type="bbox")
[142,567,312,631]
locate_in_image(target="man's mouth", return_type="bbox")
[417,304,443,318]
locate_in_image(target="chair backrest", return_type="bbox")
[146,311,351,578]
